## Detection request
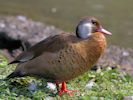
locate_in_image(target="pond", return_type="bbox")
[0,0,132,48]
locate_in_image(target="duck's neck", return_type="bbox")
[82,32,107,56]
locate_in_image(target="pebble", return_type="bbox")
[28,81,37,92]
[46,82,56,90]
[17,15,27,22]
[85,79,95,89]
[51,8,57,13]
[0,23,5,28]
[123,96,133,100]
[122,51,129,57]
[45,96,54,100]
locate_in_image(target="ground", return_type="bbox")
[0,54,133,100]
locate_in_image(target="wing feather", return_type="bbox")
[9,33,76,64]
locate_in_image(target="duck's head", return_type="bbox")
[76,17,112,39]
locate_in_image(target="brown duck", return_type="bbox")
[7,17,112,96]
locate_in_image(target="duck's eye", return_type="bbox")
[92,20,97,25]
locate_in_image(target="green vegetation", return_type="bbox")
[0,54,133,100]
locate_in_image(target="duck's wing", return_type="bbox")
[9,34,76,64]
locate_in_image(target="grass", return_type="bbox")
[0,54,133,100]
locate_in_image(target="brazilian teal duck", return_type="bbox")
[7,17,112,96]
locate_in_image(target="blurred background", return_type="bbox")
[0,0,132,48]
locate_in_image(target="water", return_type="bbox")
[0,0,132,48]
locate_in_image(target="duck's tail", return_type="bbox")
[6,71,24,79]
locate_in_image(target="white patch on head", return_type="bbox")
[78,23,92,39]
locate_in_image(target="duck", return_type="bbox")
[7,17,112,96]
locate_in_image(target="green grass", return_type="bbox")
[0,54,133,100]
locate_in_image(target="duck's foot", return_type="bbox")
[59,88,78,96]
[56,82,78,96]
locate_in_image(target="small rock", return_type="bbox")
[96,67,102,73]
[28,81,37,92]
[0,23,5,28]
[17,15,27,22]
[123,96,133,100]
[99,97,104,100]
[85,78,95,89]
[46,82,56,91]
[51,8,57,13]
[106,67,112,71]
[122,51,129,57]
[45,96,54,100]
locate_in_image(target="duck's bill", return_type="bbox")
[99,28,112,35]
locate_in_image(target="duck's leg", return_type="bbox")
[57,82,77,96]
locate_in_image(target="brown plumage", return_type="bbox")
[7,17,112,96]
